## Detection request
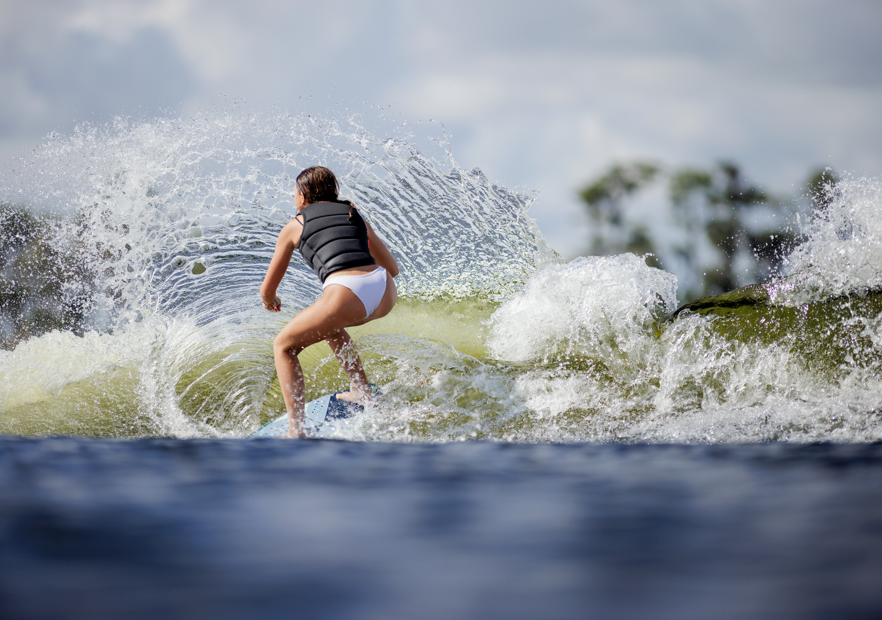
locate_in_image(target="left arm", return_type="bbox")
[365,220,399,277]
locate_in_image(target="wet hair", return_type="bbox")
[295,166,354,208]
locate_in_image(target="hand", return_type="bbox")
[262,296,281,312]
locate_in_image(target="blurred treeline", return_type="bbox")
[0,204,92,350]
[0,164,841,349]
[578,160,838,301]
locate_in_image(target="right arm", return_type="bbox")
[260,218,302,311]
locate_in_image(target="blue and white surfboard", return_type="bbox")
[252,388,376,439]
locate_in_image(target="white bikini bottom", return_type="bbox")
[323,267,388,318]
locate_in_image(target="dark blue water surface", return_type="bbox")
[1,437,881,619]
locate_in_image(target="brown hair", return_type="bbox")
[295,166,354,208]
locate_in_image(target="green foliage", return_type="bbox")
[669,169,713,206]
[670,162,771,295]
[805,168,839,212]
[623,228,662,269]
[0,203,92,349]
[578,160,833,301]
[578,161,660,256]
[580,161,660,211]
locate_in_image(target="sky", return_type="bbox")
[1,0,880,258]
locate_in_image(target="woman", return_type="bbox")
[260,166,399,438]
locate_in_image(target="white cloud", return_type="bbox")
[1,0,880,257]
[385,72,511,120]
[63,0,248,81]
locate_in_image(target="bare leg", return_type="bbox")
[273,341,306,437]
[272,286,369,438]
[322,274,397,405]
[271,275,397,437]
[326,329,372,403]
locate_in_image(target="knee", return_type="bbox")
[273,333,302,357]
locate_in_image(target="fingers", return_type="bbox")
[262,296,282,312]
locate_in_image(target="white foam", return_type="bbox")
[487,254,678,364]
[0,326,153,410]
[4,109,882,443]
[782,175,882,301]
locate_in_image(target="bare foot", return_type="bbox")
[335,387,375,405]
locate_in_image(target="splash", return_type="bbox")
[487,254,677,364]
[778,174,882,303]
[1,108,881,443]
[0,108,557,437]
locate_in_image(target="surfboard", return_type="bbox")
[252,388,376,439]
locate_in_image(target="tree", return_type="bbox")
[578,160,827,301]
[805,168,839,213]
[0,204,91,349]
[669,161,769,296]
[579,161,660,259]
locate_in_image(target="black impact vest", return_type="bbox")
[297,201,375,282]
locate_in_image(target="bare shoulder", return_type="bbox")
[280,214,304,248]
[363,217,380,235]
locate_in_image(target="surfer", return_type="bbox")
[260,166,399,438]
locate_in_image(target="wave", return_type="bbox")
[1,109,881,443]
